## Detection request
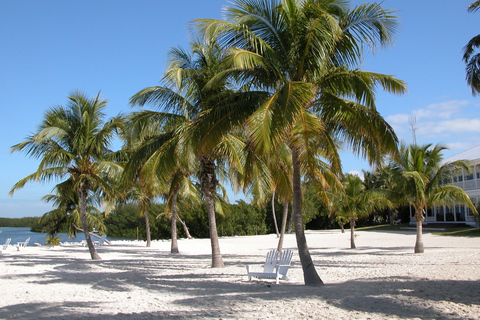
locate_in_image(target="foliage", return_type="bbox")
[46,235,61,246]
[0,217,40,228]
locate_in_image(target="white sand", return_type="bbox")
[1,229,479,319]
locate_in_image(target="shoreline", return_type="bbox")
[1,230,479,319]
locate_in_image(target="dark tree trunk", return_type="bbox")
[389,208,394,225]
[350,219,356,249]
[287,201,294,234]
[272,190,280,237]
[199,156,224,268]
[415,208,425,253]
[340,224,345,233]
[171,187,179,254]
[144,209,151,247]
[277,201,289,253]
[292,148,323,286]
[79,183,101,260]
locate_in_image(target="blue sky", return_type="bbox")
[1,0,479,218]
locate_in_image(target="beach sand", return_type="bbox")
[1,229,479,319]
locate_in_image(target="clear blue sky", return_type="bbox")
[1,0,479,218]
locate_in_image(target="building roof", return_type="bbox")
[444,145,480,162]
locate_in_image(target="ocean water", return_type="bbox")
[0,227,88,246]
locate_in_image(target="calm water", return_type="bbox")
[0,227,88,246]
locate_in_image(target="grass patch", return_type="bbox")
[356,224,411,232]
[357,224,480,237]
[431,227,480,237]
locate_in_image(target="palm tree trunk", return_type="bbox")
[271,190,280,237]
[350,219,356,249]
[200,156,224,268]
[415,208,425,253]
[287,201,294,234]
[292,148,323,286]
[171,187,179,254]
[177,216,193,239]
[79,183,101,260]
[144,209,151,247]
[277,201,289,253]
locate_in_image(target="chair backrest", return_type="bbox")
[277,249,293,276]
[24,237,30,247]
[263,249,279,273]
[98,235,106,245]
[2,238,11,250]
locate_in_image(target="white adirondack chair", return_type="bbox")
[16,237,30,250]
[1,238,11,251]
[246,249,293,284]
[94,235,107,246]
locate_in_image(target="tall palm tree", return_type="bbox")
[463,1,480,95]
[10,92,123,260]
[195,0,406,285]
[129,40,260,267]
[391,143,477,253]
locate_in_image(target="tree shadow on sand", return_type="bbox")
[1,250,479,319]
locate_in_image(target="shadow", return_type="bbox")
[2,246,479,319]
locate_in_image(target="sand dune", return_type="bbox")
[1,229,479,319]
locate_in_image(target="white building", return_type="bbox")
[414,145,480,227]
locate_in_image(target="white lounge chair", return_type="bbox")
[246,249,293,284]
[1,238,11,251]
[94,235,107,246]
[16,237,30,250]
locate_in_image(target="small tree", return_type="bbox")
[392,143,478,253]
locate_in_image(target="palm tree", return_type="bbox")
[39,181,107,239]
[463,1,480,95]
[330,174,390,249]
[391,143,477,253]
[129,40,259,267]
[195,0,406,285]
[10,92,123,260]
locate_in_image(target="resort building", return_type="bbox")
[411,145,480,227]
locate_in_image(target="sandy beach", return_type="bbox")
[1,229,479,319]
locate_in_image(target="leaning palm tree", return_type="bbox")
[10,92,123,260]
[391,143,477,253]
[129,40,261,267]
[463,1,480,95]
[195,0,406,285]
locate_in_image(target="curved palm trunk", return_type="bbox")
[350,219,356,249]
[177,216,193,239]
[414,208,425,253]
[200,156,224,268]
[79,184,101,260]
[143,209,151,247]
[292,148,323,285]
[171,187,179,254]
[271,190,280,237]
[276,201,289,253]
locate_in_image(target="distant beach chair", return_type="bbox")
[1,238,11,251]
[94,235,107,246]
[16,237,30,250]
[246,249,293,284]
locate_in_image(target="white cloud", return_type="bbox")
[387,100,480,149]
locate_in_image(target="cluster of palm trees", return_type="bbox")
[331,144,477,251]
[9,0,476,286]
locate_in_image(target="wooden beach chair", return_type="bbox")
[246,249,293,284]
[1,238,11,251]
[16,237,30,250]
